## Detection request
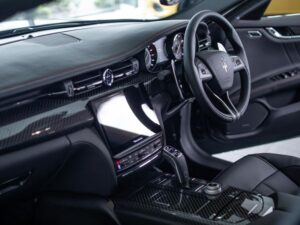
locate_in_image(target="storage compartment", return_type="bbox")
[0,137,70,225]
[0,129,119,225]
[0,137,69,202]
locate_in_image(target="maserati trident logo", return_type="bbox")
[221,57,228,73]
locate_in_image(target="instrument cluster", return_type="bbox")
[144,32,184,73]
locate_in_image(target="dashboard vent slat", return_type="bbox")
[112,64,132,72]
[73,73,101,85]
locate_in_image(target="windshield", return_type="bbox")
[0,0,181,32]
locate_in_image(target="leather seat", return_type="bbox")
[214,154,300,196]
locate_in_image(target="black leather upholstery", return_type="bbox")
[214,154,300,196]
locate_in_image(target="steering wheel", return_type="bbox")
[184,10,251,122]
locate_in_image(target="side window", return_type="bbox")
[265,0,300,16]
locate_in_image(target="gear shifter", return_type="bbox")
[163,146,190,188]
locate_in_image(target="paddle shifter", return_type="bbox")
[163,146,190,188]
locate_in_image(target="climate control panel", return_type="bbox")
[114,138,162,174]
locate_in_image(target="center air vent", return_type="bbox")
[68,58,139,96]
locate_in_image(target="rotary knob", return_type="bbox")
[103,68,114,86]
[204,182,222,196]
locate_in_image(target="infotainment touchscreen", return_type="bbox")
[94,92,161,155]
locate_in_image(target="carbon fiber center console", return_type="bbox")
[114,173,275,225]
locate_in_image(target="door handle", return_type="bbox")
[0,171,32,195]
[266,27,300,40]
[248,31,262,39]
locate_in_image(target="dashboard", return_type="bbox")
[0,19,212,179]
[0,20,189,99]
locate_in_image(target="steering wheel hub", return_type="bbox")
[198,50,234,94]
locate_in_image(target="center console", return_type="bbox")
[113,172,275,225]
[113,147,275,225]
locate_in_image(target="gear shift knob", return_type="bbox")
[163,146,190,188]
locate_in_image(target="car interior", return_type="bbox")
[1,0,300,224]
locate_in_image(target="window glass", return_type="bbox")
[265,0,300,16]
[0,0,179,32]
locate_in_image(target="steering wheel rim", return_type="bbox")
[184,10,251,122]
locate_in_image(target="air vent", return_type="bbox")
[270,69,300,82]
[69,58,139,96]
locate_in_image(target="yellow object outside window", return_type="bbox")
[265,0,300,16]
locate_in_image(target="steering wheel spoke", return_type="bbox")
[224,91,240,119]
[230,55,246,73]
[205,85,238,121]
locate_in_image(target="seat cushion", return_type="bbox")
[213,154,300,196]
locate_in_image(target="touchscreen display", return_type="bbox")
[95,92,160,155]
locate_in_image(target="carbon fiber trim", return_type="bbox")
[0,72,156,152]
[0,100,93,151]
[114,176,275,225]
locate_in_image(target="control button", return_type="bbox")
[116,160,122,171]
[153,143,158,149]
[198,63,211,76]
[128,158,135,164]
[116,139,162,173]
[204,182,222,196]
[163,146,170,151]
[154,139,161,145]
[236,59,241,65]
[120,158,127,163]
